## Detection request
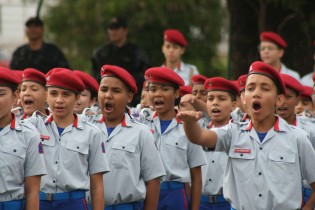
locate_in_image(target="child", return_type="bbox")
[142,67,206,210]
[191,75,208,103]
[88,65,165,210]
[295,86,313,115]
[177,61,315,209]
[199,77,238,210]
[35,68,109,210]
[0,67,46,210]
[19,68,48,119]
[73,70,99,114]
[162,29,199,85]
[230,75,248,123]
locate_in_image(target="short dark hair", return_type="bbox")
[107,17,127,29]
[25,17,44,27]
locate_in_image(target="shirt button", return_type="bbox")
[55,161,58,164]
[258,172,262,175]
[122,146,125,149]
[259,147,263,150]
[280,157,283,160]
[53,180,56,183]
[77,146,80,149]
[212,160,215,163]
[13,149,17,152]
[259,194,262,197]
[240,154,243,157]
[175,142,178,145]
[59,139,61,141]
[209,179,212,181]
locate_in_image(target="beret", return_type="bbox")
[0,67,21,85]
[300,86,312,99]
[73,70,99,94]
[248,61,286,95]
[46,68,85,93]
[145,67,184,87]
[22,68,46,86]
[237,74,247,93]
[260,32,287,48]
[280,74,303,94]
[164,29,187,47]
[101,65,137,93]
[191,74,207,85]
[204,77,239,96]
[180,85,192,96]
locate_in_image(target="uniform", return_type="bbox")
[36,68,109,210]
[143,67,206,210]
[212,117,315,210]
[0,67,46,209]
[89,113,165,207]
[300,72,314,86]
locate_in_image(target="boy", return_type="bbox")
[177,61,315,209]
[199,77,238,210]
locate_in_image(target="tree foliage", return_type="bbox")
[43,0,225,76]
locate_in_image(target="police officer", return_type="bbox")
[0,67,46,210]
[10,17,69,74]
[92,17,151,106]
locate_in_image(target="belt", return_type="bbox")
[160,181,185,190]
[105,201,140,210]
[40,191,85,201]
[0,199,24,210]
[304,188,312,197]
[200,195,227,204]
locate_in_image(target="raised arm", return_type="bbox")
[177,110,217,148]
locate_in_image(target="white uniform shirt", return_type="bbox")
[91,113,165,206]
[141,111,206,182]
[301,72,314,86]
[163,61,199,85]
[202,122,228,196]
[34,114,109,193]
[0,115,46,201]
[213,116,315,210]
[280,63,301,81]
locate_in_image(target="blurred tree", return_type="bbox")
[43,0,225,77]
[227,0,315,79]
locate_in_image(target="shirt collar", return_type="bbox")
[243,116,285,132]
[45,113,82,129]
[162,61,183,71]
[98,113,131,127]
[152,110,182,124]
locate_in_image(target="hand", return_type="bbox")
[177,110,203,122]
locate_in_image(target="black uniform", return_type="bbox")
[10,43,69,74]
[92,42,151,106]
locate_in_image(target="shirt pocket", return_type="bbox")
[228,148,255,182]
[62,141,89,171]
[164,136,188,169]
[111,142,137,169]
[0,144,26,176]
[267,150,297,184]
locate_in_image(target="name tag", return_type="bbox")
[40,135,50,140]
[234,148,251,154]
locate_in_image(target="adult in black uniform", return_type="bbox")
[92,17,150,106]
[10,17,69,74]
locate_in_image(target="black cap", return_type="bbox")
[25,17,44,27]
[108,17,127,29]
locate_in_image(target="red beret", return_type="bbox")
[101,65,137,93]
[145,67,184,87]
[22,68,46,86]
[73,70,99,94]
[260,32,287,49]
[300,86,313,99]
[248,61,286,95]
[46,68,85,93]
[204,77,239,96]
[237,74,247,92]
[280,74,303,94]
[191,74,207,85]
[164,29,187,47]
[0,67,21,85]
[180,85,192,96]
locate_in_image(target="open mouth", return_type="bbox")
[212,109,221,114]
[277,107,287,113]
[154,100,164,108]
[24,99,34,106]
[252,102,262,112]
[104,102,114,112]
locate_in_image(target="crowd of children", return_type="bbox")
[1,28,315,210]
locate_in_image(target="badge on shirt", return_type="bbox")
[38,142,44,154]
[150,129,155,134]
[234,148,251,154]
[40,135,50,140]
[101,142,106,153]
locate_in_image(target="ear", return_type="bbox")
[231,100,237,112]
[174,88,181,99]
[275,94,285,107]
[278,48,284,58]
[127,91,134,104]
